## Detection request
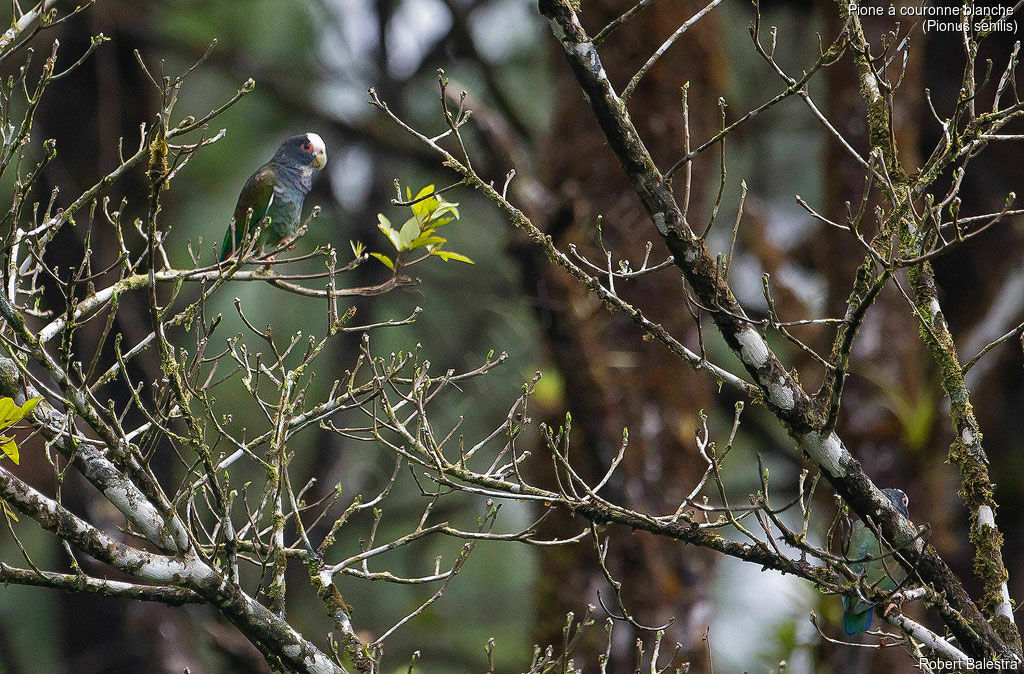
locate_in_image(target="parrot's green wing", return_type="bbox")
[841,519,907,634]
[220,165,276,261]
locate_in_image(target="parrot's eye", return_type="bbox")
[302,142,313,152]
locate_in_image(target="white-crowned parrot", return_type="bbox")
[841,487,910,635]
[220,132,327,261]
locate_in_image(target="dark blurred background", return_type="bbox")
[0,0,1022,672]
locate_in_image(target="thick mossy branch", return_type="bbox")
[839,0,1020,654]
[534,0,1020,660]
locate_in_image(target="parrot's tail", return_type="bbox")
[842,607,874,635]
[220,226,237,262]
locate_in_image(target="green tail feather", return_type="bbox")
[220,224,242,262]
[220,225,235,262]
[841,596,874,635]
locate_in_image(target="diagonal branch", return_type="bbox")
[0,464,346,674]
[0,562,202,605]
[535,0,1018,661]
[0,355,190,553]
[838,0,1019,651]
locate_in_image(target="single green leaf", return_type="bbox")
[370,252,394,270]
[377,214,402,251]
[0,399,19,428]
[399,216,421,249]
[433,250,474,264]
[1,437,18,464]
[0,396,40,430]
[410,185,440,223]
[429,202,459,223]
[409,234,446,249]
[425,203,459,229]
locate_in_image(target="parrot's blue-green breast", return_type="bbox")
[220,132,327,261]
[841,488,910,635]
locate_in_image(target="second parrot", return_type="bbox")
[841,487,910,635]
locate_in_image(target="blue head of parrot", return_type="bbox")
[881,488,909,518]
[274,132,327,170]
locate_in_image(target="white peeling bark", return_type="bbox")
[0,357,190,553]
[977,505,1015,622]
[0,465,345,674]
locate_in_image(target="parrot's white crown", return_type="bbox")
[306,132,326,156]
[306,132,327,169]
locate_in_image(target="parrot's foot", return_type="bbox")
[876,602,902,640]
[277,237,297,251]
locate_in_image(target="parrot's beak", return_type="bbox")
[312,148,327,169]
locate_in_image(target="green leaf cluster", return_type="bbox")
[0,396,41,465]
[372,185,473,269]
